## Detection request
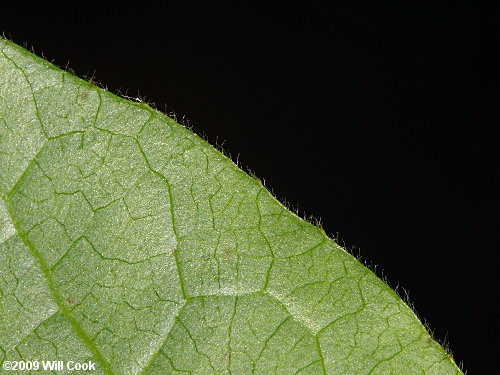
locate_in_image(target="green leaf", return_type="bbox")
[0,38,462,374]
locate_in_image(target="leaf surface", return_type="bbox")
[0,38,462,374]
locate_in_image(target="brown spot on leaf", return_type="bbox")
[222,248,235,258]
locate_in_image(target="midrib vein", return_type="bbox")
[5,195,116,375]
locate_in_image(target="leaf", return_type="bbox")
[0,38,462,374]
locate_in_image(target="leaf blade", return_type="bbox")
[0,38,463,374]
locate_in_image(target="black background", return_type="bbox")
[2,3,497,373]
